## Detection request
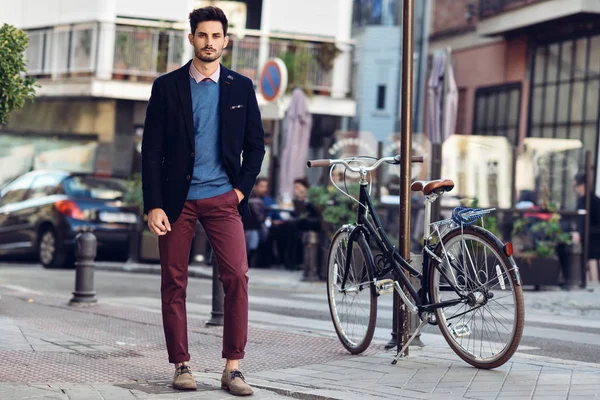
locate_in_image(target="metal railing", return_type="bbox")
[25,24,98,76]
[113,26,185,78]
[223,35,338,93]
[24,23,347,94]
[25,23,187,80]
[479,0,549,18]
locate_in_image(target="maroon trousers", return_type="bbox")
[158,189,248,363]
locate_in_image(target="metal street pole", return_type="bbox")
[397,0,415,357]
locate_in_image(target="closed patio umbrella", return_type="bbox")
[278,88,312,200]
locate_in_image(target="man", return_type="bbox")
[243,179,268,266]
[573,173,600,264]
[141,6,264,395]
[252,177,276,214]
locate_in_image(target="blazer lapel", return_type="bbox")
[176,60,195,148]
[219,64,232,137]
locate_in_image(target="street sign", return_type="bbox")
[259,58,288,103]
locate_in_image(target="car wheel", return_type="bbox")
[38,227,67,268]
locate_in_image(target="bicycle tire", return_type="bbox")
[327,226,377,354]
[429,226,524,369]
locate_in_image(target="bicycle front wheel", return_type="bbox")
[327,226,377,354]
[429,226,524,369]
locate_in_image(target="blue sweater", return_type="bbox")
[186,77,233,200]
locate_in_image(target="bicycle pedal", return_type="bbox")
[375,279,395,294]
[450,323,471,338]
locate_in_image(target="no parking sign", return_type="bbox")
[259,58,288,103]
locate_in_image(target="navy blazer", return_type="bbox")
[141,61,266,222]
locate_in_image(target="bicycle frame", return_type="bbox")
[341,181,466,313]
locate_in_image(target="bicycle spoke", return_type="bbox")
[431,230,523,368]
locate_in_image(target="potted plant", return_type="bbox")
[305,183,360,239]
[511,209,571,287]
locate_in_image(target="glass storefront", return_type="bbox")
[529,32,600,206]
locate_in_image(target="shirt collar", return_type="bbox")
[189,61,220,83]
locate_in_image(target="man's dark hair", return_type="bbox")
[189,6,228,36]
[255,177,268,186]
[575,173,587,186]
[294,177,310,189]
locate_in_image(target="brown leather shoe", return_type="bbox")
[172,365,197,390]
[221,369,253,396]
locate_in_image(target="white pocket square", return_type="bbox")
[229,104,244,110]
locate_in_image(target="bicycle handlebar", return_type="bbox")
[306,159,331,168]
[307,155,423,172]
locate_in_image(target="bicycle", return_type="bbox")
[306,155,525,369]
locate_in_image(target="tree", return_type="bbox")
[0,23,37,125]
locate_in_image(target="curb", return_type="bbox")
[94,262,213,280]
[250,381,342,400]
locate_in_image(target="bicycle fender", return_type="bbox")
[469,226,522,287]
[438,226,522,287]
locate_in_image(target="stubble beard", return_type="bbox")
[195,47,223,63]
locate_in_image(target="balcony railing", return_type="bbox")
[24,23,348,95]
[479,0,549,18]
[222,36,338,94]
[25,24,99,76]
[113,26,185,79]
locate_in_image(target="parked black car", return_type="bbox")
[0,170,139,268]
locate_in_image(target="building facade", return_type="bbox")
[0,0,356,188]
[429,0,600,207]
[351,0,431,144]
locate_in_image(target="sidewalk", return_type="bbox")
[1,278,600,399]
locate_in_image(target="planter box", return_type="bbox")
[513,255,561,286]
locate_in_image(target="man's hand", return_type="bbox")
[148,208,171,236]
[234,188,245,204]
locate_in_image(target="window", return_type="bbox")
[530,36,600,155]
[473,83,522,145]
[27,174,65,200]
[377,85,386,110]
[62,176,127,200]
[0,174,37,207]
[529,34,600,207]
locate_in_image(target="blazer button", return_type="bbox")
[190,152,195,157]
[186,175,191,180]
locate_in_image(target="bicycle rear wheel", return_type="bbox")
[327,226,377,354]
[429,226,524,369]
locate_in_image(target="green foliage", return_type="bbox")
[315,42,341,70]
[306,184,361,236]
[279,41,318,93]
[123,173,144,215]
[0,24,37,125]
[512,212,571,259]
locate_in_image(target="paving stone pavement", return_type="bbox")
[1,276,600,399]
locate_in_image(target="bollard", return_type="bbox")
[205,244,224,326]
[127,220,142,263]
[69,231,98,305]
[302,231,320,282]
[567,240,582,289]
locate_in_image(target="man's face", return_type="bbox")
[254,180,268,197]
[293,183,307,200]
[188,20,229,63]
[575,182,585,197]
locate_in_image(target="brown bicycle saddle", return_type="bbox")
[411,179,455,195]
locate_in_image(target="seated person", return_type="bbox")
[243,180,268,267]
